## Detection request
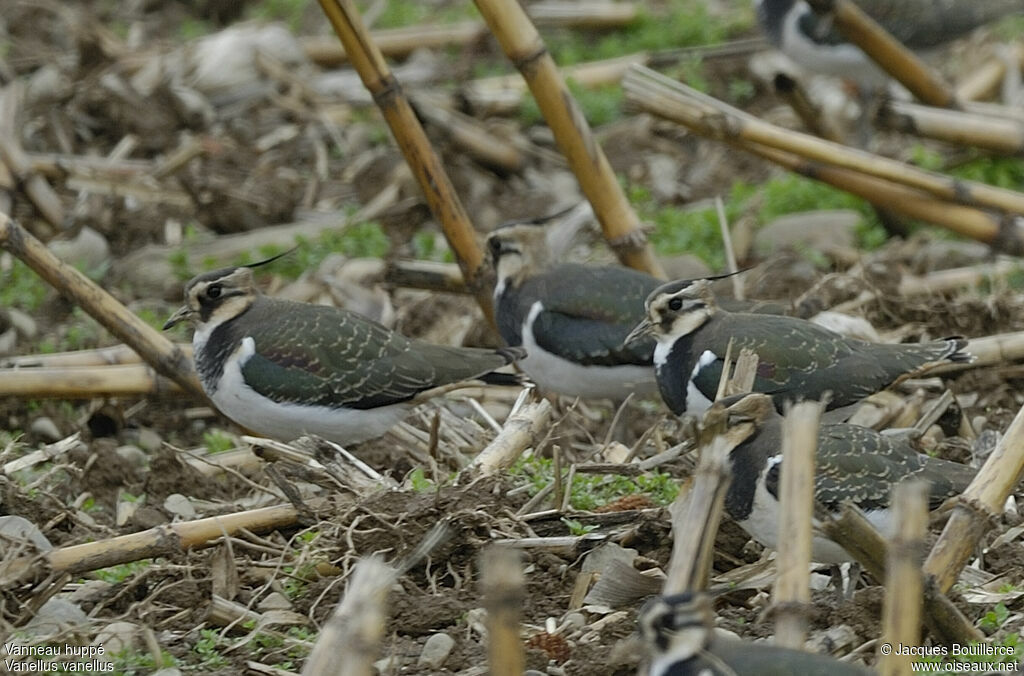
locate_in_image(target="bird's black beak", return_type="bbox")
[163,305,196,330]
[623,317,655,346]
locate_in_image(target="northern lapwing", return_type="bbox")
[640,590,874,675]
[487,222,784,401]
[721,393,974,563]
[164,257,525,445]
[625,277,970,416]
[756,0,1024,89]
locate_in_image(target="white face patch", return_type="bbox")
[668,306,712,338]
[520,301,658,400]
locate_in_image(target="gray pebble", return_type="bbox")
[0,515,53,551]
[30,417,62,443]
[417,632,455,670]
[115,445,148,469]
[163,494,196,519]
[24,599,88,636]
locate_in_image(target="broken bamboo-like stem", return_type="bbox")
[924,400,1024,593]
[803,0,956,108]
[897,260,1024,296]
[663,433,734,595]
[473,0,665,278]
[955,44,1024,103]
[302,556,395,676]
[772,401,821,650]
[413,97,526,172]
[0,343,165,368]
[626,81,1008,248]
[0,215,204,399]
[465,393,551,476]
[748,143,1013,247]
[384,259,467,295]
[0,364,185,398]
[878,480,928,676]
[621,65,1024,219]
[719,346,759,400]
[481,546,526,676]
[317,0,496,322]
[875,98,1024,155]
[44,503,301,574]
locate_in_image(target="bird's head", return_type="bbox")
[163,266,259,331]
[624,277,718,345]
[637,592,713,659]
[486,204,592,293]
[163,249,293,331]
[485,222,551,290]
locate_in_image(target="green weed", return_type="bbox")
[1,259,49,313]
[510,453,679,511]
[93,560,152,584]
[202,430,236,454]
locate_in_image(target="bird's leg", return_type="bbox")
[825,563,848,603]
[850,82,884,149]
[826,561,861,601]
[845,561,863,600]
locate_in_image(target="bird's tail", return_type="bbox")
[889,336,973,386]
[479,371,528,387]
[479,346,528,387]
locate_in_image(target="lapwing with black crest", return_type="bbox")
[164,251,525,445]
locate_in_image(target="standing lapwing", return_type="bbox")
[756,0,1024,89]
[625,277,970,416]
[721,393,974,563]
[487,221,784,401]
[164,256,525,445]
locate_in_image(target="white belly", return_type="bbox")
[520,303,657,400]
[737,459,894,564]
[781,7,889,87]
[206,337,410,445]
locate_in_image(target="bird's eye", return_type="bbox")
[668,297,683,311]
[487,238,503,258]
[207,284,222,299]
